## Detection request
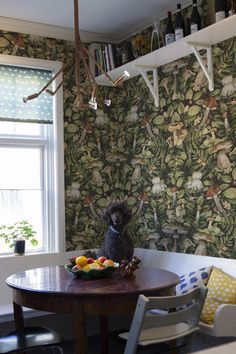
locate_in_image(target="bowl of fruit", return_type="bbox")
[65,255,119,279]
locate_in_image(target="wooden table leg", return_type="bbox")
[13,301,24,329]
[100,315,108,354]
[72,301,88,354]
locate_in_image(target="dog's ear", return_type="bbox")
[123,207,132,225]
[102,205,112,225]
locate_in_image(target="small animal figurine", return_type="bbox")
[97,201,134,263]
[119,256,142,277]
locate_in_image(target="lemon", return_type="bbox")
[94,259,103,266]
[89,263,100,270]
[82,264,91,271]
[76,256,88,267]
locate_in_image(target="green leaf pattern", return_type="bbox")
[1,27,236,258]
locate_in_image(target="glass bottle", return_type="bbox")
[215,0,226,22]
[175,3,185,41]
[190,0,201,33]
[165,11,175,45]
[227,0,236,16]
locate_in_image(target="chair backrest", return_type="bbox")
[124,286,208,354]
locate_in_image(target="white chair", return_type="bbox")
[119,287,208,354]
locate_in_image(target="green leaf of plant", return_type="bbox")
[172,112,180,121]
[67,123,78,133]
[153,115,164,125]
[177,103,185,115]
[223,188,236,199]
[232,167,236,180]
[186,89,193,100]
[188,105,201,116]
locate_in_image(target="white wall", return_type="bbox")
[134,248,236,277]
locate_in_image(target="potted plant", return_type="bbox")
[0,220,38,255]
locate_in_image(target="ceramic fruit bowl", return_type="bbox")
[64,263,119,280]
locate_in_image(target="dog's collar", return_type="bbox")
[110,225,121,234]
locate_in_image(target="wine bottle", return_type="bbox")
[165,11,175,45]
[185,17,191,36]
[175,3,185,41]
[190,0,201,33]
[227,0,236,16]
[215,0,226,22]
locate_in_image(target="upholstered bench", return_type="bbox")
[134,248,236,338]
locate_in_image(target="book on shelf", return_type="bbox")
[88,42,102,76]
[88,42,121,77]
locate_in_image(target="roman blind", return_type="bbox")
[0,64,53,124]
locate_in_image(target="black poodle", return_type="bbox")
[97,201,134,263]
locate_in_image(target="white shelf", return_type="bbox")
[95,14,236,87]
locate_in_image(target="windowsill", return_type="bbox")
[0,251,62,259]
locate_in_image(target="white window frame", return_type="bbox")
[0,54,65,253]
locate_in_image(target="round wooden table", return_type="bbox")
[6,265,179,354]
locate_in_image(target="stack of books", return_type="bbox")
[88,43,121,77]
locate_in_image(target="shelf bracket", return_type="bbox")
[135,65,159,107]
[187,41,214,91]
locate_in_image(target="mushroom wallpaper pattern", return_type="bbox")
[1,28,236,258]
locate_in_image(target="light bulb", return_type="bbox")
[103,99,111,107]
[112,70,130,86]
[22,93,39,103]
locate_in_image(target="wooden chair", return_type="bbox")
[0,326,63,353]
[119,287,208,354]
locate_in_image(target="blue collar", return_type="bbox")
[110,225,120,234]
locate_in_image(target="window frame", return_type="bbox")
[0,54,65,254]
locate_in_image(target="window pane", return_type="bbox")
[0,121,41,136]
[0,147,42,189]
[0,190,43,253]
[0,65,53,123]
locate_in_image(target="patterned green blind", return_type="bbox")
[0,64,53,124]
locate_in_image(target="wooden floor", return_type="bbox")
[59,331,235,354]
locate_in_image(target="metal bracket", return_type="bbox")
[187,41,214,91]
[135,65,159,107]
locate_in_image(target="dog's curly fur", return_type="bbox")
[97,201,134,263]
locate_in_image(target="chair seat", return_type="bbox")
[0,326,62,353]
[119,323,200,346]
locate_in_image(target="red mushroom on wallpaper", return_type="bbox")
[171,186,179,207]
[84,195,99,219]
[199,97,217,128]
[140,116,155,138]
[136,192,149,215]
[78,122,93,144]
[206,186,225,214]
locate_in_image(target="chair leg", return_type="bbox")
[51,346,64,354]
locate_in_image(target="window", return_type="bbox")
[0,55,65,254]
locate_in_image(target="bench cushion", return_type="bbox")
[201,267,236,324]
[176,266,213,295]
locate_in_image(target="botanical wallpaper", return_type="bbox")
[1,28,236,259]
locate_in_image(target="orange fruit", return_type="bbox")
[76,256,88,267]
[103,259,115,267]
